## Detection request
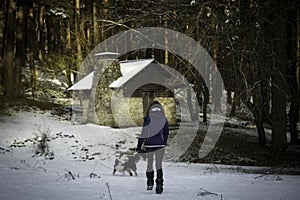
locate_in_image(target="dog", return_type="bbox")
[113,152,140,176]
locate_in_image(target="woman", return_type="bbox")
[137,101,169,194]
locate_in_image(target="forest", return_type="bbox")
[0,0,299,153]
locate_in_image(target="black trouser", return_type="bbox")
[146,147,165,172]
[145,147,165,193]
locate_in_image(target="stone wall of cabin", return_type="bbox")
[95,90,177,127]
[154,97,177,126]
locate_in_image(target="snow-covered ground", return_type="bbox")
[0,109,300,200]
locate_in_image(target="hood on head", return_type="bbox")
[149,104,165,119]
[147,104,166,136]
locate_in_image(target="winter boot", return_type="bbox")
[146,171,154,190]
[155,169,164,194]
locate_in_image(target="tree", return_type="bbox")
[2,0,22,97]
[287,3,300,144]
[269,0,288,150]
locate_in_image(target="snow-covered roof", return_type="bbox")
[109,58,154,88]
[68,71,94,90]
[67,58,154,91]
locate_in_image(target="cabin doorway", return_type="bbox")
[142,91,155,116]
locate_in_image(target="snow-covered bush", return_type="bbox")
[33,126,54,159]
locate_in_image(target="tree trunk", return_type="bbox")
[259,22,271,125]
[261,80,271,125]
[253,92,267,145]
[38,4,45,61]
[3,0,16,97]
[46,17,55,54]
[271,0,288,151]
[202,85,209,123]
[93,0,99,44]
[227,90,232,105]
[287,6,299,144]
[29,52,36,99]
[74,0,82,63]
[271,85,287,150]
[66,20,73,88]
[1,0,7,58]
[14,4,25,97]
[229,90,240,117]
[211,16,222,114]
[26,5,37,99]
[243,96,267,145]
[187,87,197,121]
[289,99,299,143]
[254,114,267,145]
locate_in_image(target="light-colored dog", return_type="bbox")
[113,152,140,176]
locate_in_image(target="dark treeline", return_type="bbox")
[0,0,299,150]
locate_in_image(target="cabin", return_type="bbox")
[108,58,177,126]
[68,58,188,126]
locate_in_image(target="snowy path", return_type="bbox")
[0,159,299,200]
[0,109,300,200]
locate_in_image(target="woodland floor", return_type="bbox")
[1,97,300,174]
[180,125,300,173]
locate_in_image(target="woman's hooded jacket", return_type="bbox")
[137,103,169,151]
